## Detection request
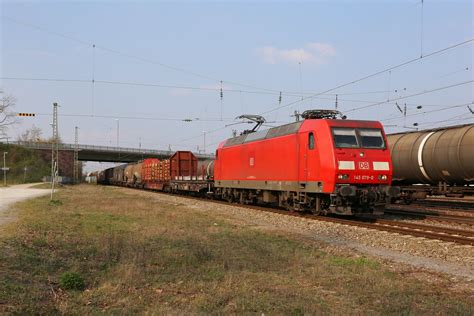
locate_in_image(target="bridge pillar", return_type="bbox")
[37,149,81,179]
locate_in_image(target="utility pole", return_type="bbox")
[51,102,59,200]
[116,119,120,162]
[24,166,27,183]
[116,119,119,147]
[3,152,8,186]
[202,131,207,154]
[73,126,79,184]
[139,137,143,159]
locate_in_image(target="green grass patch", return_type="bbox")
[329,256,380,269]
[60,272,86,291]
[0,185,472,314]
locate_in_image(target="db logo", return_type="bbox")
[359,161,370,170]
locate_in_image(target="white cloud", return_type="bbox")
[258,42,336,65]
[307,42,336,57]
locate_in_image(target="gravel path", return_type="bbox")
[117,187,474,282]
[0,183,50,228]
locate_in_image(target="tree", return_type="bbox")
[17,125,63,144]
[0,93,16,140]
[17,125,44,143]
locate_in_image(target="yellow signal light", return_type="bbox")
[17,113,36,117]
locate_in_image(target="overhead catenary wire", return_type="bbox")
[0,76,394,100]
[417,112,473,126]
[3,15,282,94]
[439,66,470,78]
[33,112,237,123]
[4,76,466,109]
[7,76,471,147]
[180,82,473,145]
[6,15,472,149]
[388,115,474,131]
[6,15,462,99]
[381,101,474,122]
[345,80,473,113]
[259,38,473,116]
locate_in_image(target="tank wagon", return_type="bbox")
[97,110,400,215]
[386,124,474,198]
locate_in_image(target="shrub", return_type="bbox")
[60,272,85,291]
[49,199,63,206]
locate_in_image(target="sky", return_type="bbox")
[1,0,473,169]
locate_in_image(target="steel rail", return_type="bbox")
[309,216,474,246]
[413,200,474,211]
[366,218,474,238]
[384,208,474,225]
[227,203,474,246]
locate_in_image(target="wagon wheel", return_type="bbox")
[311,197,324,216]
[284,200,294,212]
[225,193,234,204]
[239,192,245,204]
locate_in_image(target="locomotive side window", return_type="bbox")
[358,129,385,149]
[332,128,359,148]
[308,132,315,150]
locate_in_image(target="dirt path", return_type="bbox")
[0,183,50,228]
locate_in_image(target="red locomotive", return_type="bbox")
[97,110,399,215]
[214,110,399,214]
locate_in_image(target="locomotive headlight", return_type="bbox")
[359,152,365,157]
[378,175,388,181]
[338,174,349,180]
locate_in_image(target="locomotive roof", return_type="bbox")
[223,121,302,147]
[222,118,382,148]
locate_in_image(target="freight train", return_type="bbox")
[97,110,400,215]
[386,123,474,199]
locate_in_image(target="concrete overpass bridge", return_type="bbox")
[3,141,215,163]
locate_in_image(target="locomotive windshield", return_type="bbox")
[358,129,385,148]
[332,128,359,148]
[332,127,385,149]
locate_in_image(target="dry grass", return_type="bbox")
[0,184,472,314]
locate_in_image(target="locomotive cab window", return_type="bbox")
[332,128,358,148]
[308,132,315,150]
[358,129,385,149]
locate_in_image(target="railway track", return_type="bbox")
[240,204,474,246]
[145,189,474,246]
[412,199,474,211]
[322,216,474,246]
[384,206,474,226]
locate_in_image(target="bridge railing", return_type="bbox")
[1,141,215,159]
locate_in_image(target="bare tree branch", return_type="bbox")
[0,94,17,137]
[17,125,44,142]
